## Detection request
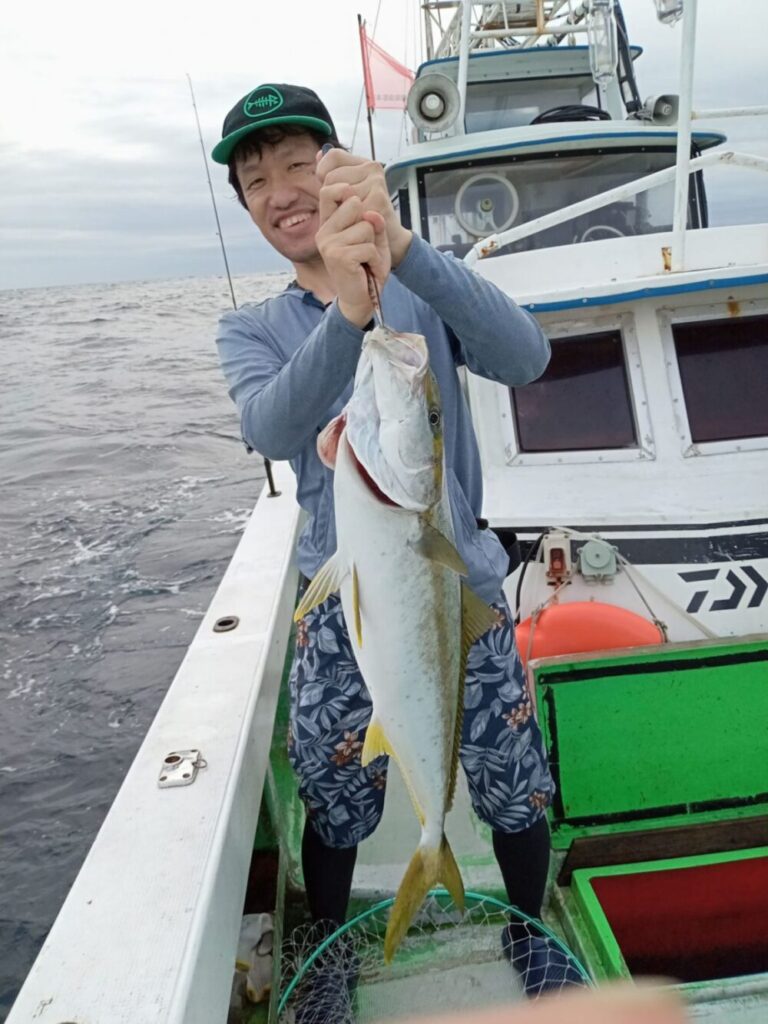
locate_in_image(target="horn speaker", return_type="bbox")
[406,73,461,133]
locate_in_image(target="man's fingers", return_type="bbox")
[330,242,382,270]
[318,186,358,226]
[316,148,369,183]
[362,209,387,234]
[322,161,380,189]
[318,193,378,236]
[321,219,377,251]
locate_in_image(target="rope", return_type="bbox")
[615,556,669,641]
[615,553,718,641]
[525,577,572,666]
[550,526,719,642]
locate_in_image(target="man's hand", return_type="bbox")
[316,149,413,268]
[393,983,687,1024]
[315,187,389,328]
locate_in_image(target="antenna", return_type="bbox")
[186,73,237,311]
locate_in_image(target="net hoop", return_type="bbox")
[277,888,592,1014]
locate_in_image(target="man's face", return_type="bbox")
[236,134,322,266]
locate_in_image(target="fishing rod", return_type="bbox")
[186,73,237,310]
[186,73,280,498]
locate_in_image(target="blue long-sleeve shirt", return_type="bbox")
[216,233,549,602]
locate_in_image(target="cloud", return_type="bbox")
[0,123,285,289]
[3,0,767,288]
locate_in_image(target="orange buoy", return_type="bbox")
[515,601,664,668]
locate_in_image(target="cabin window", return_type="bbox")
[420,149,686,256]
[511,330,637,452]
[464,78,595,132]
[673,315,768,442]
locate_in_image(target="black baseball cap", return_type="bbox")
[211,83,336,165]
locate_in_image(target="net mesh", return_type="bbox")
[278,890,591,1023]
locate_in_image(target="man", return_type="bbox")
[212,83,570,1013]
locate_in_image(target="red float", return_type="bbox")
[515,601,664,668]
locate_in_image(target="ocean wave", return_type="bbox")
[1,269,281,1011]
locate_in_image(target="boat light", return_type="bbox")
[587,0,619,90]
[543,531,573,583]
[654,0,684,25]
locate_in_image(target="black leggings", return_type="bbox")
[301,815,551,926]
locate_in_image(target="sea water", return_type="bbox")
[0,270,290,1017]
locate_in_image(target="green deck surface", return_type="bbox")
[533,638,768,846]
[254,629,768,1017]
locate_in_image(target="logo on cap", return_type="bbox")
[243,86,284,119]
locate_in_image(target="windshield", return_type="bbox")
[420,149,683,256]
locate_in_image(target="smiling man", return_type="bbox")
[212,83,573,1021]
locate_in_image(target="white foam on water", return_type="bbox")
[71,537,118,564]
[208,508,252,533]
[7,675,36,699]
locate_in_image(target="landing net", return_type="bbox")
[278,890,591,1023]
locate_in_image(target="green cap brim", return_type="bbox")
[211,116,333,164]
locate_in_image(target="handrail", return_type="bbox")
[464,149,768,267]
[670,0,697,271]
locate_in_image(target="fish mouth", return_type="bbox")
[348,443,401,508]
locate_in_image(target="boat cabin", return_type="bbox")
[388,46,719,258]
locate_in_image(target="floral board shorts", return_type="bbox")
[287,591,555,849]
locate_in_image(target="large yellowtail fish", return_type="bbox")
[294,325,497,962]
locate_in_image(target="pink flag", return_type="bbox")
[359,21,415,111]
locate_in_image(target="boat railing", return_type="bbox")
[441,1,768,274]
[425,2,590,61]
[6,463,302,1023]
[463,148,768,269]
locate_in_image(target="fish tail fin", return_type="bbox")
[384,836,465,964]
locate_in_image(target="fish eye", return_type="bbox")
[428,407,441,428]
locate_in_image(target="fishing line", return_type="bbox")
[186,73,237,311]
[186,74,280,498]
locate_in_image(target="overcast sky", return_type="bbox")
[2,0,767,290]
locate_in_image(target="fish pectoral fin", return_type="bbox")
[384,837,465,963]
[361,718,394,766]
[409,522,468,576]
[293,554,348,621]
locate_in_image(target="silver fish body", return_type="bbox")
[297,326,496,961]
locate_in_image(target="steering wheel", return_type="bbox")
[577,224,627,243]
[531,105,612,124]
[455,173,520,237]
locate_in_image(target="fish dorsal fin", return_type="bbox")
[410,521,468,576]
[352,563,362,647]
[446,584,499,811]
[293,553,348,622]
[462,584,500,653]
